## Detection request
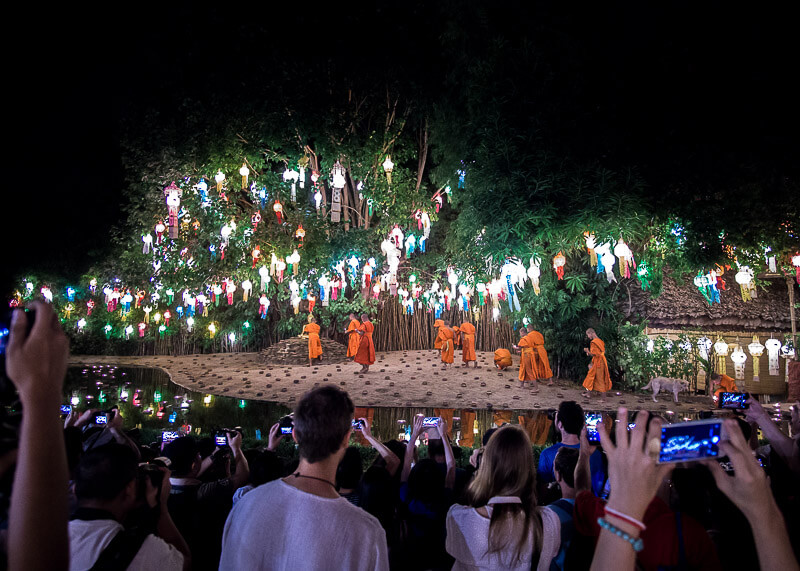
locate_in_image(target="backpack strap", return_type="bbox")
[89,528,149,571]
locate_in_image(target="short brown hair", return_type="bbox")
[293,386,354,463]
[553,447,579,488]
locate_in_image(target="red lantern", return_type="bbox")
[273,200,283,223]
[553,252,566,280]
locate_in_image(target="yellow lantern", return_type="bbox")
[748,336,765,381]
[713,337,729,375]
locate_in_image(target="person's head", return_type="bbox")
[709,373,722,384]
[586,328,597,340]
[293,386,354,464]
[466,425,541,564]
[519,327,528,338]
[556,401,585,437]
[336,446,363,491]
[482,427,498,447]
[407,458,444,503]
[427,439,445,461]
[74,445,139,513]
[360,314,370,322]
[553,447,579,491]
[164,436,201,477]
[308,314,316,324]
[349,313,358,321]
[443,319,451,327]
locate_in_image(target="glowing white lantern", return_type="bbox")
[595,243,616,283]
[584,232,597,266]
[258,265,271,291]
[697,337,712,360]
[287,249,301,276]
[71,395,80,406]
[77,318,87,331]
[735,266,755,302]
[208,323,216,338]
[186,316,195,332]
[221,224,232,248]
[613,239,633,278]
[289,279,300,314]
[646,339,654,352]
[124,325,133,339]
[492,307,500,321]
[228,332,236,344]
[314,189,323,211]
[527,257,541,295]
[748,336,765,381]
[239,163,250,189]
[792,253,800,284]
[765,338,782,376]
[382,155,394,184]
[714,337,729,375]
[731,344,747,380]
[163,182,183,239]
[41,286,53,303]
[142,233,153,254]
[215,170,226,193]
[780,343,795,381]
[241,280,252,302]
[283,168,300,201]
[331,161,346,189]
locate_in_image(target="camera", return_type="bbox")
[719,392,749,410]
[585,413,602,444]
[138,463,164,503]
[214,430,230,446]
[278,415,294,435]
[658,419,724,464]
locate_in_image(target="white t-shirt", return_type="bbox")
[220,479,389,570]
[446,504,561,571]
[69,519,184,571]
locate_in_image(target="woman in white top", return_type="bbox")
[446,425,560,570]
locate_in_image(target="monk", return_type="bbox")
[354,314,376,373]
[345,313,361,360]
[494,348,513,370]
[582,328,611,402]
[460,321,477,368]
[709,372,738,402]
[302,315,322,367]
[437,320,456,369]
[433,319,445,353]
[519,327,554,389]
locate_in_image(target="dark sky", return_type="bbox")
[5,2,799,294]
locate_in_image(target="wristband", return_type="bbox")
[604,507,646,531]
[597,517,644,552]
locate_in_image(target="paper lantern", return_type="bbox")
[283,168,300,201]
[208,323,216,338]
[584,232,597,266]
[215,170,226,194]
[251,211,262,229]
[258,265,271,291]
[382,155,394,184]
[730,344,747,380]
[273,200,283,223]
[164,182,183,240]
[793,253,800,284]
[780,342,795,381]
[748,336,765,381]
[258,294,270,318]
[228,332,236,344]
[552,252,566,280]
[295,225,306,242]
[225,280,237,305]
[287,249,301,276]
[527,257,541,295]
[765,338,782,376]
[239,163,250,189]
[714,337,729,375]
[241,280,252,302]
[613,239,634,278]
[735,266,755,301]
[331,161,346,189]
[142,233,153,254]
[251,246,261,269]
[77,318,87,331]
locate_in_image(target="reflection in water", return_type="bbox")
[65,366,721,446]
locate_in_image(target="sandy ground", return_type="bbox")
[69,349,729,414]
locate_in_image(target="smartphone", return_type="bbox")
[585,413,602,444]
[93,413,109,425]
[352,419,363,430]
[161,430,180,443]
[422,417,440,428]
[279,415,294,435]
[719,392,749,410]
[627,422,636,431]
[658,419,723,464]
[214,431,229,446]
[60,405,73,415]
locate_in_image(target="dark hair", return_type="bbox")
[735,417,752,442]
[251,450,284,486]
[553,447,579,489]
[164,436,199,476]
[360,465,395,527]
[557,401,585,436]
[482,427,498,447]
[427,439,445,459]
[336,447,364,490]
[294,386,354,463]
[75,445,138,501]
[408,458,444,504]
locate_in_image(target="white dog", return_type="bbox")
[642,377,690,403]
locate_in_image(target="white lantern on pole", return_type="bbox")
[730,344,747,380]
[714,337,729,375]
[735,266,755,302]
[748,336,765,381]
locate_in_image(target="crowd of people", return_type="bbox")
[1,302,799,570]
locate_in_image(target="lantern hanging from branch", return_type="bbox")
[780,341,795,381]
[239,163,250,189]
[714,337,729,375]
[225,280,237,305]
[314,189,323,212]
[614,239,635,278]
[765,337,782,376]
[730,343,747,380]
[215,170,226,197]
[241,280,252,302]
[584,232,597,266]
[289,279,300,314]
[142,233,153,254]
[552,252,566,280]
[274,259,286,283]
[793,253,800,284]
[251,246,261,269]
[155,221,166,245]
[197,177,209,205]
[251,212,262,229]
[735,266,755,302]
[382,155,394,185]
[287,249,301,276]
[258,294,270,318]
[748,336,765,381]
[273,200,283,224]
[527,257,541,295]
[295,225,305,243]
[283,168,300,202]
[330,161,346,223]
[258,265,270,291]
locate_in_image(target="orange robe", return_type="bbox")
[433,319,444,349]
[346,319,361,358]
[460,322,477,363]
[437,327,455,364]
[714,374,738,399]
[354,321,376,365]
[453,326,461,348]
[582,338,611,392]
[494,349,512,369]
[517,330,553,381]
[303,323,322,359]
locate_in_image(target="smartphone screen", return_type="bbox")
[659,420,722,463]
[60,405,72,415]
[585,413,602,443]
[719,392,749,410]
[162,430,180,443]
[352,419,363,430]
[279,416,293,435]
[94,413,108,425]
[214,432,228,446]
[422,417,439,427]
[627,422,636,431]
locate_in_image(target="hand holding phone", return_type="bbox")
[352,419,363,430]
[719,392,749,410]
[214,431,228,446]
[93,413,109,426]
[585,413,603,444]
[278,415,294,435]
[658,419,723,463]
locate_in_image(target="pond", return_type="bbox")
[65,365,750,448]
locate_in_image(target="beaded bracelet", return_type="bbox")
[597,517,644,552]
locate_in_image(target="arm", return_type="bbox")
[574,427,595,493]
[401,417,424,483]
[150,468,192,571]
[264,422,285,452]
[705,419,799,571]
[439,419,456,490]
[5,303,70,571]
[359,418,400,476]
[745,397,799,471]
[227,432,251,489]
[105,410,141,459]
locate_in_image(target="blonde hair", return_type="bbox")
[466,425,543,565]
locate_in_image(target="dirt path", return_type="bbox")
[70,349,730,414]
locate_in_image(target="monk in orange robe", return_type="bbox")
[460,322,477,368]
[354,314,376,373]
[517,328,553,390]
[302,316,323,367]
[453,325,461,349]
[437,320,455,368]
[582,328,611,401]
[494,349,513,369]
[710,373,738,402]
[345,313,361,359]
[433,319,445,351]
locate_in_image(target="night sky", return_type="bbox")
[5,2,799,294]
